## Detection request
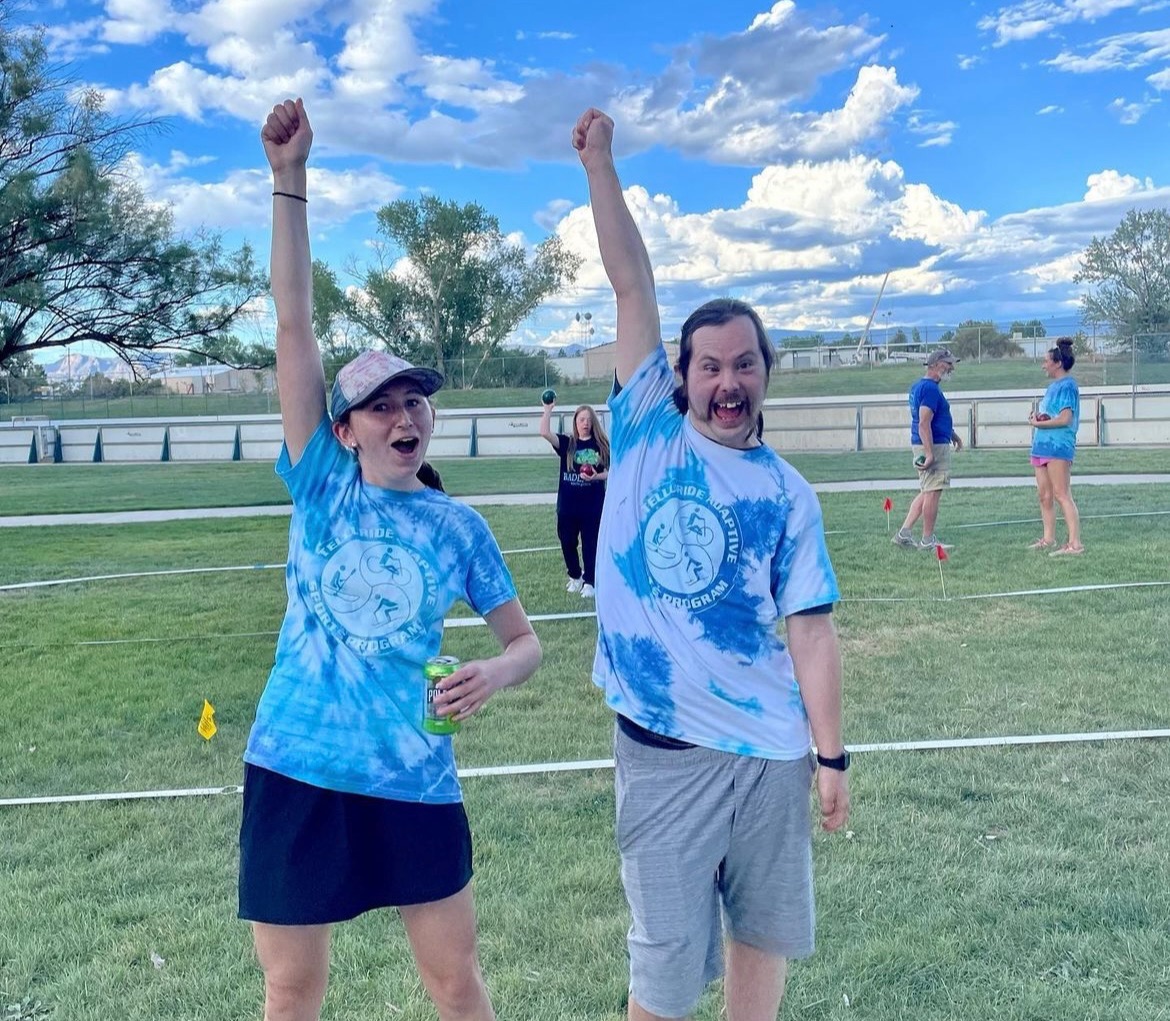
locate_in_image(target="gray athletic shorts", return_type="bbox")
[613,724,817,1018]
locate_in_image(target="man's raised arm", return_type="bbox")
[572,108,661,386]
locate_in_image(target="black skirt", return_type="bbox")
[238,763,473,925]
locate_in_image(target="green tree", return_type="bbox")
[0,16,266,371]
[345,196,580,386]
[0,350,44,401]
[782,334,824,349]
[948,320,1023,360]
[1009,319,1047,339]
[174,335,274,368]
[1075,208,1170,359]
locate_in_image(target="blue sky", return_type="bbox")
[31,0,1170,352]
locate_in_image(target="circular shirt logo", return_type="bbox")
[311,536,436,651]
[642,489,740,607]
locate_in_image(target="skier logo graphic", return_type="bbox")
[642,485,740,607]
[312,536,437,650]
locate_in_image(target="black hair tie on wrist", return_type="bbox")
[272,191,307,203]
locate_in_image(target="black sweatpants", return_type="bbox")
[557,507,602,585]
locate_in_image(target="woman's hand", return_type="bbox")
[432,659,507,721]
[261,98,313,175]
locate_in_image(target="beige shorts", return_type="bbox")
[913,443,951,492]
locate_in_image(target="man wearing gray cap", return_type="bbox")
[892,348,962,551]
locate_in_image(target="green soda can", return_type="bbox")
[423,655,461,735]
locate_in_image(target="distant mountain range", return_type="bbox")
[39,352,172,382]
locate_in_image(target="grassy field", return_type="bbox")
[5,355,1169,423]
[2,485,1169,1019]
[1,447,1167,517]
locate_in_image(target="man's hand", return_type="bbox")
[951,434,964,451]
[817,766,850,832]
[572,107,614,171]
[261,98,313,173]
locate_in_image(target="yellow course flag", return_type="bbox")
[198,700,217,741]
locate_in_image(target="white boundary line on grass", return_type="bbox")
[5,727,1168,808]
[6,505,1166,592]
[1,582,1167,649]
[0,546,562,593]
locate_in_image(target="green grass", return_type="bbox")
[3,487,1170,1018]
[1,447,1167,517]
[5,354,1168,423]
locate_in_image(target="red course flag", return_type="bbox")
[935,544,949,562]
[882,497,893,512]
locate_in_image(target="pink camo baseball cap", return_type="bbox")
[330,350,444,420]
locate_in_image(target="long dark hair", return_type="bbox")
[672,298,774,440]
[415,461,444,492]
[1049,337,1076,372]
[566,405,610,471]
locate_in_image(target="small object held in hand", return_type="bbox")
[914,455,927,467]
[541,388,557,405]
[579,464,595,477]
[1034,413,1051,422]
[423,656,462,735]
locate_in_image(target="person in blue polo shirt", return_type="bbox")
[892,348,963,551]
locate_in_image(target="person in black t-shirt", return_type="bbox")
[539,399,609,598]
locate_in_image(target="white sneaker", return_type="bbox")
[566,578,583,593]
[580,583,595,598]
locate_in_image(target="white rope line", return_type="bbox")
[824,505,1170,536]
[2,580,1166,650]
[7,503,1165,593]
[0,611,598,650]
[0,564,286,593]
[0,546,563,593]
[847,577,1170,603]
[5,728,1168,808]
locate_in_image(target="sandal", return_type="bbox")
[1049,544,1085,556]
[1027,538,1056,550]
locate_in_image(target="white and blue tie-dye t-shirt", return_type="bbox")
[244,417,516,803]
[1031,376,1080,461]
[592,346,840,761]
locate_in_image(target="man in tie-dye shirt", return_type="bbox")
[573,107,850,1021]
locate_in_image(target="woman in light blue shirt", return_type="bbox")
[1028,337,1083,555]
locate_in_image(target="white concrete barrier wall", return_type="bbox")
[99,425,167,462]
[1102,397,1170,443]
[0,428,35,464]
[8,390,1170,465]
[238,422,285,462]
[168,424,239,461]
[57,425,101,463]
[431,415,474,457]
[474,413,548,457]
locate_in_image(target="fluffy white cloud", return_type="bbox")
[1084,168,1155,199]
[101,0,175,45]
[979,1,1146,47]
[552,149,1169,333]
[1037,103,1064,113]
[1107,95,1156,121]
[1045,27,1170,72]
[67,0,919,169]
[117,150,404,231]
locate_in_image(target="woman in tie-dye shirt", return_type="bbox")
[239,98,541,1021]
[1028,337,1083,556]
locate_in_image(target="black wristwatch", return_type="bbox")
[815,749,851,772]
